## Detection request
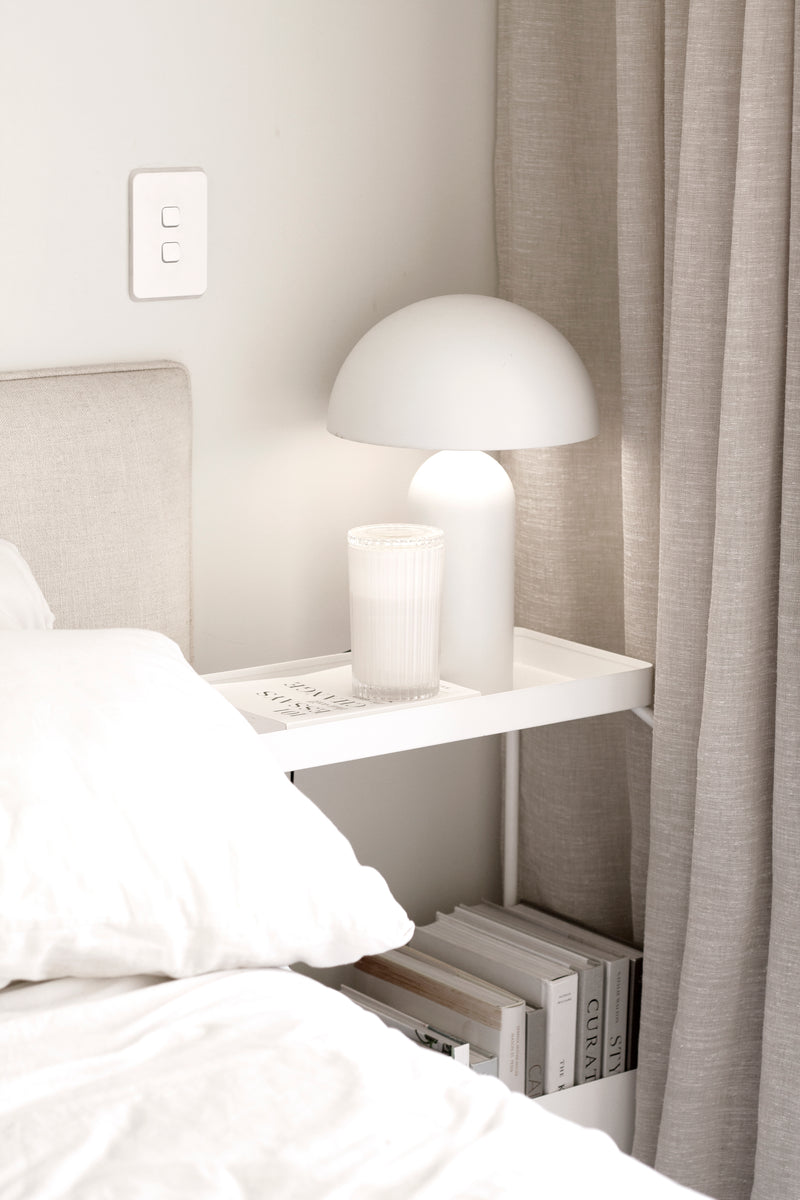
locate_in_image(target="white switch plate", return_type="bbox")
[129,168,207,300]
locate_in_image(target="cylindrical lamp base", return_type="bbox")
[408,450,515,695]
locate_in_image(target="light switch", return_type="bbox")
[129,169,207,300]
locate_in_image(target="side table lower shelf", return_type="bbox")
[535,1070,636,1153]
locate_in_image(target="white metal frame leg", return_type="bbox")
[502,729,520,907]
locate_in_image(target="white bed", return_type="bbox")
[0,363,706,1199]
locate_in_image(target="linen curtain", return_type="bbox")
[495,4,800,1199]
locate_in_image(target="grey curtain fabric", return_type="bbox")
[496,0,645,946]
[495,3,800,1199]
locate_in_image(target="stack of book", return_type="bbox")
[346,901,642,1099]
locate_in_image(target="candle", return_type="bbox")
[347,524,444,702]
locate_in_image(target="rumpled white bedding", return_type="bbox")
[0,968,706,1199]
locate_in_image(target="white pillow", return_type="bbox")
[0,629,413,982]
[0,541,55,629]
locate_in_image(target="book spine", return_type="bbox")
[543,976,578,1093]
[575,963,604,1085]
[525,1005,545,1098]
[625,956,643,1071]
[498,1007,526,1094]
[601,958,629,1077]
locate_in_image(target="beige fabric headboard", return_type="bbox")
[0,362,192,659]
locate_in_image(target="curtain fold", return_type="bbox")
[497,0,641,945]
[496,2,800,1197]
[615,1,665,940]
[753,60,800,1187]
[628,3,794,1195]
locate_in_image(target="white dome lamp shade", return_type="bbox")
[327,294,598,695]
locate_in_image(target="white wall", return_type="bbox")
[0,0,501,922]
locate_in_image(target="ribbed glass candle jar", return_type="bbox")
[347,523,444,702]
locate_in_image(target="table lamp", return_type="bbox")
[327,294,598,695]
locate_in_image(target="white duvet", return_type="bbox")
[0,968,706,1200]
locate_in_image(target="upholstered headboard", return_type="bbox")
[0,362,192,659]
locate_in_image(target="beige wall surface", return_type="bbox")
[0,0,501,920]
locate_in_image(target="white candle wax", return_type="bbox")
[347,524,444,703]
